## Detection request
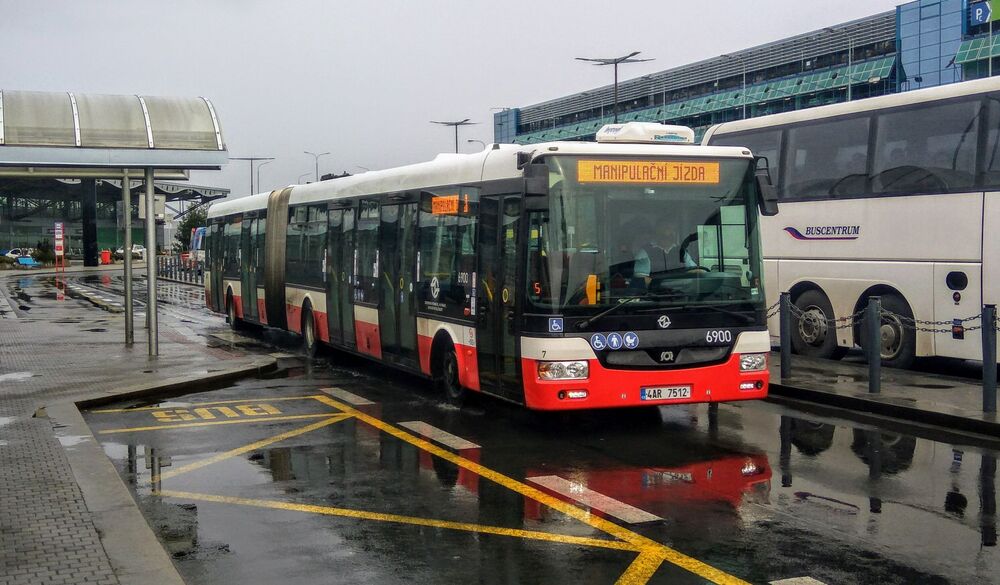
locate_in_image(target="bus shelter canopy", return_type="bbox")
[0,90,228,173]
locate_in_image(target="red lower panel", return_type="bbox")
[314,310,329,342]
[233,294,244,319]
[205,289,213,312]
[417,334,433,375]
[355,320,382,359]
[257,299,268,325]
[521,353,768,411]
[286,303,302,334]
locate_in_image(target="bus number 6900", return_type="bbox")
[705,330,732,344]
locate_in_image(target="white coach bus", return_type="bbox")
[704,77,1000,368]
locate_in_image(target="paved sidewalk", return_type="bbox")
[770,353,1000,438]
[0,272,260,584]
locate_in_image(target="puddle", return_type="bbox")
[56,435,90,447]
[84,328,107,333]
[0,372,34,382]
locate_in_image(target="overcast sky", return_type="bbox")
[1,0,902,196]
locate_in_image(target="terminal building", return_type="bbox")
[496,0,994,144]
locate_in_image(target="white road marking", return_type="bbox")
[320,387,375,406]
[770,578,828,585]
[527,475,662,525]
[397,421,480,451]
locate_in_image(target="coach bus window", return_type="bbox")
[980,96,1000,187]
[711,130,782,194]
[783,116,869,200]
[531,156,763,317]
[356,200,380,304]
[872,98,979,194]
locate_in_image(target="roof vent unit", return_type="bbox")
[595,122,695,144]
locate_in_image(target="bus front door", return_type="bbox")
[476,196,523,401]
[241,219,258,322]
[209,223,225,312]
[326,209,344,345]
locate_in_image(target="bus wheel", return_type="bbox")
[865,293,915,369]
[226,291,240,331]
[436,345,466,406]
[791,290,844,360]
[302,306,318,359]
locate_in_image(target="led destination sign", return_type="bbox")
[577,160,720,184]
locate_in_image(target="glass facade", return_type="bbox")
[501,1,997,145]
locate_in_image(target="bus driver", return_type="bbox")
[633,222,695,283]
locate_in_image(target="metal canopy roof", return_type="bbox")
[0,90,228,171]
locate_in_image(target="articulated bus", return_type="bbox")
[704,77,1000,369]
[205,122,779,411]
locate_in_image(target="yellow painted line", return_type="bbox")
[312,394,750,585]
[158,489,637,552]
[157,415,351,482]
[616,552,665,585]
[98,413,339,434]
[91,395,326,413]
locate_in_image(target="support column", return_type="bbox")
[145,168,158,356]
[122,171,134,345]
[81,179,99,266]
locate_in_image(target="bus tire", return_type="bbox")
[302,304,318,359]
[434,344,465,406]
[864,292,915,369]
[226,290,240,331]
[791,289,845,360]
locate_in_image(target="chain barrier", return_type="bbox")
[782,301,1000,334]
[765,300,781,319]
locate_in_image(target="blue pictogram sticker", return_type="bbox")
[548,317,564,333]
[623,331,639,349]
[607,332,624,350]
[590,333,608,351]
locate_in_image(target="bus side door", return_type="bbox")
[476,195,523,400]
[241,218,258,322]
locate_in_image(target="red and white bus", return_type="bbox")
[205,122,778,411]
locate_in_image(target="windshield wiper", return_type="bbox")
[575,297,642,331]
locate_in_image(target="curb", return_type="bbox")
[769,381,1000,439]
[44,357,279,585]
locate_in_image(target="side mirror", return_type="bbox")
[754,158,779,217]
[524,163,548,197]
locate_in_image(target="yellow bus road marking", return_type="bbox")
[91,394,326,413]
[98,413,341,434]
[311,394,750,585]
[616,552,665,585]
[157,490,638,552]
[156,414,351,482]
[151,403,282,423]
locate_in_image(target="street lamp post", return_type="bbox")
[256,159,273,193]
[467,139,486,150]
[304,151,330,182]
[229,156,274,194]
[575,52,653,124]
[431,119,477,153]
[297,172,312,184]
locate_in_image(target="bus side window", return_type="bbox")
[783,116,869,200]
[712,130,782,195]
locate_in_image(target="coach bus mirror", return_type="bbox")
[524,163,549,197]
[755,168,779,217]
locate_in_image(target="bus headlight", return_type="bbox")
[538,361,589,380]
[739,353,767,372]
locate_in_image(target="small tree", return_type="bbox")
[32,239,55,264]
[174,207,208,251]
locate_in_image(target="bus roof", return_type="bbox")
[208,141,753,219]
[702,76,1000,142]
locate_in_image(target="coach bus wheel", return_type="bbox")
[302,307,318,358]
[226,291,240,331]
[436,346,466,406]
[864,293,915,369]
[791,290,844,360]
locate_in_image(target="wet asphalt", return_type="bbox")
[4,272,998,584]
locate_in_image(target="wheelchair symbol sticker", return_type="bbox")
[548,317,564,333]
[590,333,608,351]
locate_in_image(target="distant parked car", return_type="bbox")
[114,244,146,260]
[4,248,28,259]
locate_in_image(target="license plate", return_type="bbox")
[640,385,692,401]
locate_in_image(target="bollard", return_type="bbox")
[867,296,881,394]
[984,304,997,413]
[779,292,792,381]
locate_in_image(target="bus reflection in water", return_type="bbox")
[205,122,779,412]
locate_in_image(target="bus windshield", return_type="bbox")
[526,155,764,314]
